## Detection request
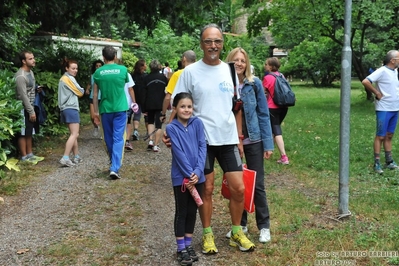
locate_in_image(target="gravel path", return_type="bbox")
[0,124,241,266]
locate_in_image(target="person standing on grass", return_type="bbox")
[225,47,274,243]
[166,92,206,266]
[58,59,85,167]
[14,50,45,164]
[92,46,129,180]
[263,57,290,165]
[362,50,399,174]
[170,23,256,253]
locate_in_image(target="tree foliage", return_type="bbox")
[263,0,399,98]
[19,0,233,38]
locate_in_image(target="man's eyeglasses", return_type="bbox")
[202,39,223,46]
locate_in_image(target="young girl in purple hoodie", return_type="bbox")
[166,92,206,266]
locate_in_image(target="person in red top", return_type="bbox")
[262,57,289,165]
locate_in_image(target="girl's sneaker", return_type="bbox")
[186,246,198,262]
[277,155,289,165]
[177,249,193,265]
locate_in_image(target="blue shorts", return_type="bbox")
[204,145,243,175]
[60,109,80,124]
[376,111,398,136]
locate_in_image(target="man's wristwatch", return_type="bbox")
[160,112,166,117]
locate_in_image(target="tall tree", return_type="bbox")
[247,0,399,99]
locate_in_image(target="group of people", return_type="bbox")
[163,24,292,265]
[14,23,293,266]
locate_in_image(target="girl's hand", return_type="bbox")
[189,173,199,185]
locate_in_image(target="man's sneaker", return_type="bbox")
[125,142,133,151]
[147,140,154,151]
[109,171,121,180]
[93,127,99,137]
[202,232,218,254]
[386,161,398,170]
[229,229,255,252]
[186,246,199,262]
[259,228,271,243]
[153,145,160,152]
[374,163,383,174]
[73,157,83,164]
[132,130,139,141]
[277,155,289,165]
[59,158,75,167]
[176,249,193,266]
[226,226,248,238]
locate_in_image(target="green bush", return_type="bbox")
[0,69,23,176]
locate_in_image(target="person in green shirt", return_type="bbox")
[92,46,129,179]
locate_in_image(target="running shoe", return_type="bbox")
[73,157,83,164]
[153,145,160,152]
[132,130,139,141]
[259,228,271,243]
[226,226,248,238]
[29,154,44,162]
[229,229,255,252]
[110,171,121,180]
[59,158,75,167]
[277,155,289,165]
[177,249,193,265]
[386,161,398,170]
[125,142,133,151]
[186,246,198,262]
[147,140,154,151]
[374,163,383,174]
[202,232,218,254]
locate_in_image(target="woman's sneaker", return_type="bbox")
[59,158,75,167]
[277,155,289,165]
[186,246,198,262]
[177,249,193,266]
[153,145,160,152]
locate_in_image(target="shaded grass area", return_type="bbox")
[3,83,399,265]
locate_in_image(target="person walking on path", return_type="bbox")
[171,23,256,254]
[142,59,167,152]
[162,50,196,124]
[14,50,45,164]
[362,50,399,174]
[92,46,130,179]
[225,47,274,243]
[166,92,206,265]
[263,57,290,165]
[86,60,104,138]
[58,59,85,167]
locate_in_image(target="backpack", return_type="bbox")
[267,73,296,107]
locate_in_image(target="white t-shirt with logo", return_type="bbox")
[172,60,238,145]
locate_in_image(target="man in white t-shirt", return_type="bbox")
[362,50,399,174]
[171,24,255,254]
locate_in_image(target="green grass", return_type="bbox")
[3,81,399,265]
[249,81,399,265]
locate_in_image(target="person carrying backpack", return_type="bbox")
[263,57,290,165]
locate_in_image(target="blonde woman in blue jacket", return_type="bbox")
[58,59,85,167]
[166,92,206,265]
[225,47,274,243]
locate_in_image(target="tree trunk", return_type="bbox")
[352,52,373,100]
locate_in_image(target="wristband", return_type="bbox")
[238,135,245,140]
